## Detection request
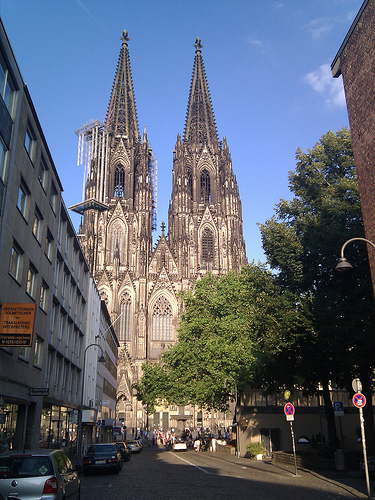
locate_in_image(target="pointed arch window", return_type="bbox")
[152,296,172,341]
[114,164,125,197]
[187,169,193,200]
[120,293,132,342]
[108,220,125,263]
[200,169,211,204]
[202,227,214,268]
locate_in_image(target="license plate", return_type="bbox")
[95,460,106,464]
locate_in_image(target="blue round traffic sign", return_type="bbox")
[284,402,295,416]
[353,392,366,408]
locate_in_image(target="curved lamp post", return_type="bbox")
[335,237,375,500]
[335,237,375,272]
[223,376,239,457]
[77,343,106,465]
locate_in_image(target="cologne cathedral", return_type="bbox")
[72,31,246,428]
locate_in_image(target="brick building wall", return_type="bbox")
[332,0,375,287]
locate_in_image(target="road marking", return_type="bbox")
[169,451,214,474]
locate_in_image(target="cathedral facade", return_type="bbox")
[72,31,246,430]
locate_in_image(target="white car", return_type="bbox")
[173,440,187,451]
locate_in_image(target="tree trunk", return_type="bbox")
[321,375,340,450]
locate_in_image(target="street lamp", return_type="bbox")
[335,237,375,272]
[335,237,375,500]
[223,376,239,457]
[76,343,106,466]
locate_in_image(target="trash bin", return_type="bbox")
[335,448,345,471]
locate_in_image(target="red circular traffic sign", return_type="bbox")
[284,402,295,416]
[353,393,366,408]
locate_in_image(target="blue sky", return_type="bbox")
[0,0,363,263]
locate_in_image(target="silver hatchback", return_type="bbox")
[0,448,80,499]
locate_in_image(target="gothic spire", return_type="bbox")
[183,37,219,150]
[106,30,140,143]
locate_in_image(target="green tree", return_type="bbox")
[259,128,375,452]
[135,264,311,413]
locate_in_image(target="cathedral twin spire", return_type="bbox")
[106,32,218,151]
[184,37,219,151]
[106,30,140,143]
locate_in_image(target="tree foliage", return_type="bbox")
[135,264,310,413]
[259,128,375,451]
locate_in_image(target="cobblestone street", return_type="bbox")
[80,446,374,499]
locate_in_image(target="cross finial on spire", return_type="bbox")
[120,30,130,46]
[161,221,166,234]
[194,37,203,52]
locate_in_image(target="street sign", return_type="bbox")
[284,402,295,421]
[284,390,291,400]
[353,393,366,408]
[284,402,295,415]
[334,401,344,416]
[352,378,362,393]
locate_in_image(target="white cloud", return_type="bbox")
[304,18,333,40]
[304,63,346,108]
[245,36,263,47]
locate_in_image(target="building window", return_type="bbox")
[33,336,42,367]
[0,51,16,115]
[200,169,211,204]
[120,293,131,342]
[18,346,29,360]
[0,137,8,183]
[45,229,54,261]
[50,182,58,214]
[32,206,43,243]
[9,240,23,283]
[202,227,214,267]
[26,263,38,299]
[24,122,36,160]
[38,155,48,190]
[39,281,48,311]
[114,164,125,197]
[152,296,172,341]
[17,177,30,220]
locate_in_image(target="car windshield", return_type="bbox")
[87,444,116,454]
[116,443,124,450]
[0,455,53,479]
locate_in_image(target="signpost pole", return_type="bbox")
[290,421,298,476]
[352,379,371,500]
[359,406,371,500]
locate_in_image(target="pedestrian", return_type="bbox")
[194,438,201,452]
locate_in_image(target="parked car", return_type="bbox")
[82,443,122,475]
[115,441,131,462]
[0,448,80,500]
[127,440,141,453]
[173,439,187,451]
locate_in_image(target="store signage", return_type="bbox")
[28,388,49,396]
[0,303,36,347]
